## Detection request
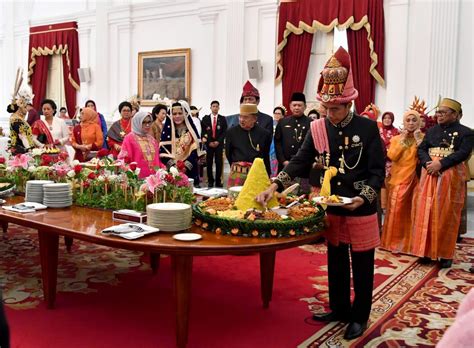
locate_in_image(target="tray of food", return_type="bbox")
[192,196,326,238]
[0,178,15,197]
[312,195,353,206]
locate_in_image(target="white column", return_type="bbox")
[224,1,245,113]
[426,0,460,106]
[375,0,410,125]
[94,1,110,114]
[256,4,278,115]
[77,23,93,107]
[198,11,219,102]
[117,20,132,106]
[1,2,16,131]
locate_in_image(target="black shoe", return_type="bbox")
[439,259,453,268]
[344,321,367,340]
[215,183,223,188]
[469,267,474,273]
[312,311,349,323]
[419,257,432,264]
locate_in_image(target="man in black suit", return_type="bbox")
[226,81,273,135]
[201,100,227,187]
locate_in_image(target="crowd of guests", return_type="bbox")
[4,47,473,345]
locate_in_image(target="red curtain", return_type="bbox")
[28,22,80,116]
[277,0,384,108]
[347,29,373,113]
[347,0,385,112]
[281,32,313,111]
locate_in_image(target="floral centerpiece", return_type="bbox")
[0,149,194,211]
[141,162,194,205]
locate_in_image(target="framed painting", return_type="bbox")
[138,48,191,106]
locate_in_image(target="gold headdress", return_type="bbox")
[9,68,34,110]
[128,95,141,111]
[409,96,427,115]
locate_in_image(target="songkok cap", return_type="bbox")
[290,92,306,103]
[439,98,461,113]
[241,81,260,98]
[240,103,258,114]
[317,47,358,104]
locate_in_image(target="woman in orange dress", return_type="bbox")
[381,110,423,253]
[71,108,104,162]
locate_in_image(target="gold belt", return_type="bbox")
[231,164,250,174]
[429,147,454,158]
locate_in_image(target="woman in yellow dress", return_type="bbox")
[381,110,423,253]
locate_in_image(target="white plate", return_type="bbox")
[313,196,353,206]
[26,180,54,184]
[147,203,191,211]
[172,233,202,241]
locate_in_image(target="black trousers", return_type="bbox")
[0,292,9,348]
[206,146,224,186]
[327,243,375,323]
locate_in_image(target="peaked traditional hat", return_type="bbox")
[241,80,260,98]
[316,47,358,104]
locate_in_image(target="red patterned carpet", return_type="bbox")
[1,224,473,348]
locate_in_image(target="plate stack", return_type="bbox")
[43,183,73,208]
[25,180,54,203]
[146,203,192,232]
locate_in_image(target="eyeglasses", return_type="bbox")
[142,120,153,125]
[435,109,452,116]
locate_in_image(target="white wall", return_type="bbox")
[0,0,472,132]
[378,0,473,128]
[0,0,279,129]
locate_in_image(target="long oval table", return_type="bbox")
[0,196,323,348]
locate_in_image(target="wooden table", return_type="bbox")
[0,196,322,348]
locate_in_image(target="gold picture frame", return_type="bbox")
[138,48,191,106]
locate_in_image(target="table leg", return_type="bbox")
[1,221,8,233]
[150,253,160,274]
[64,236,73,252]
[171,255,193,348]
[259,251,276,309]
[38,229,59,309]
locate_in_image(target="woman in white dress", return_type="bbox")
[31,99,70,150]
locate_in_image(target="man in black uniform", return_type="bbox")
[225,103,272,186]
[201,100,227,187]
[412,98,474,267]
[274,92,311,172]
[257,47,385,340]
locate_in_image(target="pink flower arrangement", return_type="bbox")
[7,154,32,170]
[145,172,166,192]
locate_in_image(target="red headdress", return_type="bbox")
[316,47,358,104]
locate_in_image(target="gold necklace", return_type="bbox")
[294,126,305,143]
[248,130,260,152]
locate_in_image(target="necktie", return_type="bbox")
[212,115,217,138]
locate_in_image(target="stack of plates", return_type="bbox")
[25,180,54,203]
[146,203,192,232]
[43,183,73,208]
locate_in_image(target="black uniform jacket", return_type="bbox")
[418,121,474,171]
[225,124,272,175]
[274,115,311,169]
[276,114,385,216]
